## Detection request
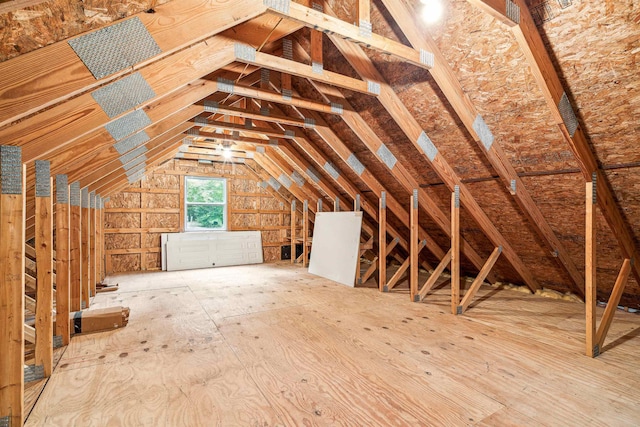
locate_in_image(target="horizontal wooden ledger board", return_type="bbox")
[309,212,363,287]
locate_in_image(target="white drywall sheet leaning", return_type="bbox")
[308,211,363,287]
[163,231,263,271]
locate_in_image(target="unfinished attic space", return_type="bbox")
[2,0,640,424]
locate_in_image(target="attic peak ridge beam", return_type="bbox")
[468,0,640,287]
[262,0,434,70]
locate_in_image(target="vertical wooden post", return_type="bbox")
[303,200,309,267]
[410,189,419,301]
[0,146,25,426]
[334,196,339,212]
[291,200,296,264]
[379,192,387,292]
[451,186,460,315]
[89,191,97,296]
[55,175,71,345]
[310,1,323,71]
[585,174,597,357]
[35,161,53,377]
[69,181,81,312]
[317,198,323,212]
[357,0,370,27]
[81,187,90,309]
[95,195,103,283]
[355,194,361,285]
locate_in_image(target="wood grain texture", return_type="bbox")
[55,201,70,345]
[0,188,25,425]
[26,263,640,426]
[35,188,54,377]
[69,203,81,312]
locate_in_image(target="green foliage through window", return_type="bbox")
[185,177,226,230]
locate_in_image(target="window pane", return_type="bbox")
[186,204,225,230]
[186,177,225,203]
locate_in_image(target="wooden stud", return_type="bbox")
[410,190,419,302]
[81,188,91,308]
[596,259,632,350]
[35,162,53,377]
[378,192,387,292]
[357,0,370,25]
[55,175,70,345]
[90,192,97,295]
[291,200,296,264]
[458,246,502,313]
[303,200,309,267]
[585,177,597,357]
[96,196,104,282]
[451,186,461,315]
[69,182,82,312]
[0,146,25,426]
[310,1,323,68]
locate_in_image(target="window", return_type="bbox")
[185,176,227,231]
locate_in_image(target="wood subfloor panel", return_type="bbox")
[26,263,640,426]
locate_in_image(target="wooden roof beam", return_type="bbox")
[96,138,187,198]
[378,0,583,296]
[211,80,346,115]
[90,134,186,195]
[249,93,430,267]
[467,0,640,288]
[328,33,539,292]
[233,46,374,95]
[291,42,495,282]
[263,2,433,72]
[0,0,268,127]
[258,146,381,243]
[0,39,236,163]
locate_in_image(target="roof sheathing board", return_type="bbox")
[365,0,497,182]
[427,1,580,175]
[535,1,640,167]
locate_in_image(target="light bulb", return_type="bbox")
[223,148,232,159]
[420,0,444,24]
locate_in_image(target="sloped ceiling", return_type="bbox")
[1,0,639,306]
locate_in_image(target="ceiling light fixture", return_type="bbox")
[420,0,444,24]
[222,147,232,159]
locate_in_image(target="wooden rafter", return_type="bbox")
[305,78,495,283]
[327,31,539,293]
[263,2,432,71]
[233,48,373,95]
[263,77,445,265]
[379,0,584,297]
[469,0,640,286]
[0,0,269,128]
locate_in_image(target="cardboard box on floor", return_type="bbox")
[69,306,130,335]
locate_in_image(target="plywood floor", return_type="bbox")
[26,263,640,426]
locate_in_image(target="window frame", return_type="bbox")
[184,176,228,231]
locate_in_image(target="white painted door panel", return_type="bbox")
[164,231,263,271]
